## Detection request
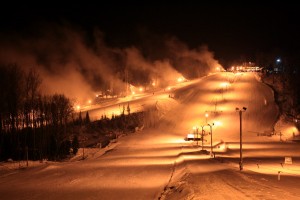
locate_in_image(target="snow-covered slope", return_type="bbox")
[1,72,300,200]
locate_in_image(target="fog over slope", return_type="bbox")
[0,24,222,103]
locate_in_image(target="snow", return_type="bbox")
[1,72,300,199]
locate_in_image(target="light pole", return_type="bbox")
[207,123,214,157]
[236,107,247,170]
[200,125,206,150]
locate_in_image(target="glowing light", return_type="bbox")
[214,121,222,126]
[205,113,209,118]
[276,58,281,63]
[216,67,220,71]
[76,105,80,110]
[88,100,92,104]
[152,82,156,86]
[139,87,143,92]
[132,91,135,95]
[294,127,298,132]
[167,87,171,91]
[96,94,99,97]
[177,77,183,82]
[220,82,228,87]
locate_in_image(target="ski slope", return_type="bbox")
[1,72,300,200]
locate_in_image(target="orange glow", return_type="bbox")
[220,82,229,87]
[88,100,92,104]
[152,82,156,86]
[139,87,143,92]
[132,91,135,95]
[214,121,222,127]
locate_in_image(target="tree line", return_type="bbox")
[0,64,77,161]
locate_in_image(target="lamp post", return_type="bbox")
[200,125,206,150]
[207,123,214,157]
[236,107,247,170]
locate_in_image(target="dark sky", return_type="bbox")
[1,2,299,66]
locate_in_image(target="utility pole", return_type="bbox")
[239,110,242,169]
[208,123,214,157]
[201,125,205,150]
[236,107,247,170]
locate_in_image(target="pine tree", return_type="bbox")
[85,111,90,124]
[122,104,125,115]
[78,111,83,125]
[127,103,131,115]
[72,135,79,155]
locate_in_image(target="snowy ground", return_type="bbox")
[1,72,300,200]
[161,156,300,200]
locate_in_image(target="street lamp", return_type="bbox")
[207,123,214,157]
[200,125,206,150]
[236,107,247,170]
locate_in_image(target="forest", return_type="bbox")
[0,64,144,162]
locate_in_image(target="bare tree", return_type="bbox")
[24,68,42,129]
[5,64,24,132]
[24,68,42,159]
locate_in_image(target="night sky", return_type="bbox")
[1,2,299,67]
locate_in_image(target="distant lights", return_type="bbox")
[276,58,281,63]
[214,121,222,126]
[177,77,183,82]
[220,82,229,87]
